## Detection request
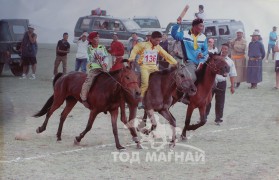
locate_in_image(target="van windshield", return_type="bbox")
[122,19,141,31]
[133,18,160,28]
[0,21,12,41]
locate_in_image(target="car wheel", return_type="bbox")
[0,63,4,75]
[10,63,23,76]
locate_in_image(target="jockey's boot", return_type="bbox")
[138,101,145,109]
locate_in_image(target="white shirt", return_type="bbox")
[76,40,89,59]
[215,56,237,82]
[208,47,218,54]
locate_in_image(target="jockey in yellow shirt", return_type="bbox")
[128,31,177,109]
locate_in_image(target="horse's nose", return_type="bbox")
[224,65,230,73]
[190,84,197,93]
[135,91,141,97]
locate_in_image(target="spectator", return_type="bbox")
[274,40,279,89]
[194,5,206,19]
[53,32,70,76]
[208,38,218,54]
[108,32,125,71]
[127,32,143,72]
[266,26,277,62]
[145,31,152,42]
[230,29,247,88]
[247,31,265,89]
[254,29,263,42]
[158,33,169,69]
[113,22,120,31]
[206,43,237,125]
[75,32,88,73]
[20,24,38,80]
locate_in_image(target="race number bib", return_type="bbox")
[143,50,158,64]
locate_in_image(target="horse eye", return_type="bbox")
[126,76,130,80]
[180,74,185,78]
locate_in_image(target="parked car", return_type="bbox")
[133,16,164,32]
[0,19,29,76]
[74,10,146,48]
[165,19,245,50]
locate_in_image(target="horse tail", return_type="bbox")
[53,72,63,88]
[33,95,54,117]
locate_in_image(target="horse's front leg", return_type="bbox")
[110,109,125,150]
[187,105,207,130]
[181,105,194,140]
[159,109,176,149]
[75,110,98,144]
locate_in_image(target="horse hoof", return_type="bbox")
[57,137,62,141]
[74,137,80,145]
[169,142,175,149]
[117,146,126,151]
[36,127,41,134]
[137,143,143,149]
[180,135,187,141]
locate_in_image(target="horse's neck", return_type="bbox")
[162,72,177,95]
[198,67,216,95]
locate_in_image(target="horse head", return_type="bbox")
[207,53,230,77]
[119,66,141,100]
[173,64,197,96]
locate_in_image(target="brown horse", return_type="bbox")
[173,54,230,139]
[138,63,197,147]
[34,67,141,150]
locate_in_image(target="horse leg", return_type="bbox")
[146,109,157,131]
[187,105,207,130]
[36,96,65,134]
[159,109,177,148]
[75,110,98,144]
[110,109,125,150]
[120,100,141,149]
[56,97,77,141]
[181,105,195,140]
[137,111,147,131]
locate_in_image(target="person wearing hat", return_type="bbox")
[128,31,177,109]
[266,26,278,62]
[108,32,125,71]
[145,31,152,42]
[53,32,70,76]
[80,31,109,108]
[229,29,247,88]
[75,32,89,73]
[20,24,38,80]
[246,31,265,89]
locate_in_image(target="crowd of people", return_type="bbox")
[17,4,279,125]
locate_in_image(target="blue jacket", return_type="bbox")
[171,24,208,65]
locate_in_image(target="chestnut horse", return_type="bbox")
[34,67,141,150]
[138,64,197,147]
[173,54,230,139]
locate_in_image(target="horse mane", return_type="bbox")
[149,66,177,78]
[195,62,208,84]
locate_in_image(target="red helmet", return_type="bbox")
[88,32,99,41]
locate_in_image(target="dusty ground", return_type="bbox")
[0,44,279,180]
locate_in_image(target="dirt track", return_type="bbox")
[1,44,279,180]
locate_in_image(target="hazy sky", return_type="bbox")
[1,0,278,45]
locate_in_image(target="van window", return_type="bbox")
[80,18,91,30]
[218,25,230,35]
[111,20,125,32]
[0,22,12,41]
[133,18,160,28]
[12,25,25,34]
[93,19,110,31]
[205,26,217,36]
